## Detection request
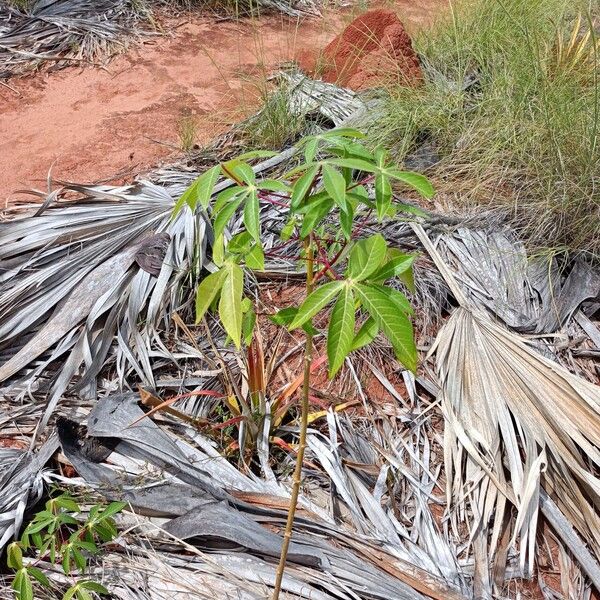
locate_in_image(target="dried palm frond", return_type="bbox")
[0,0,149,77]
[0,0,323,78]
[49,392,467,600]
[0,180,208,433]
[414,224,600,594]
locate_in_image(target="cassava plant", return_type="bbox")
[173,127,433,599]
[7,492,125,600]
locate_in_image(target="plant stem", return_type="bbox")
[272,237,314,600]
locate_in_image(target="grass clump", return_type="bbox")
[177,113,199,153]
[371,0,600,255]
[238,83,307,150]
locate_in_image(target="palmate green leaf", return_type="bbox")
[347,234,387,281]
[351,317,378,351]
[388,169,434,198]
[291,164,319,208]
[355,284,417,372]
[289,281,344,329]
[375,174,392,220]
[322,164,347,210]
[327,285,355,377]
[243,189,260,241]
[219,262,244,349]
[195,269,227,323]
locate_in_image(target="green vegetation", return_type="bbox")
[177,113,199,153]
[7,493,125,600]
[174,127,433,598]
[239,84,308,151]
[371,0,599,255]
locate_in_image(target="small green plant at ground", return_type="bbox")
[7,492,125,600]
[173,127,433,599]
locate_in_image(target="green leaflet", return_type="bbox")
[355,283,417,372]
[289,281,344,329]
[291,164,319,208]
[243,189,260,241]
[375,173,392,220]
[195,269,227,323]
[327,285,355,377]
[322,163,347,210]
[347,234,387,281]
[388,169,434,198]
[219,262,244,349]
[370,254,415,283]
[351,317,378,351]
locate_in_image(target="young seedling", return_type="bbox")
[173,128,433,599]
[8,493,125,600]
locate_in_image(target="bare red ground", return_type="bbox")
[0,2,446,205]
[0,14,340,204]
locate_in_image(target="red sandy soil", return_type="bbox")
[0,1,445,205]
[319,8,423,90]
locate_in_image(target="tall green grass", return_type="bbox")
[372,0,599,255]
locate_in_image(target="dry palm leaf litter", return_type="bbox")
[1,74,600,599]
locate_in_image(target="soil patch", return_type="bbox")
[319,8,423,90]
[0,2,446,204]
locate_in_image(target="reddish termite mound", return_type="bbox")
[319,9,423,90]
